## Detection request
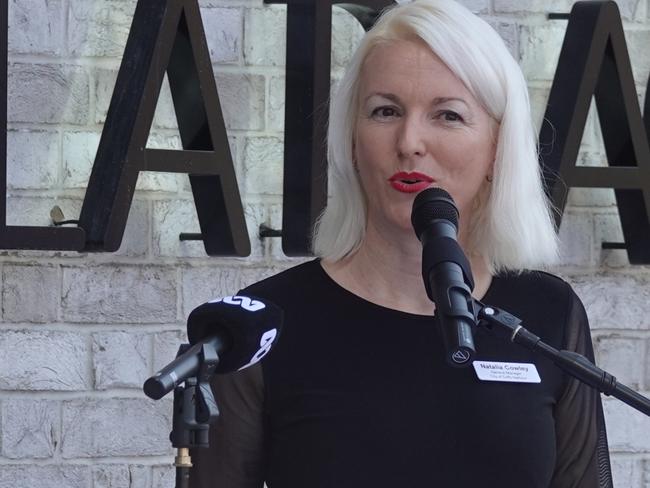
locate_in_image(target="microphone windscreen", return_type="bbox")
[411,187,459,238]
[187,295,283,373]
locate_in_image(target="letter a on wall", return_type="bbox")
[79,0,250,255]
[541,1,650,264]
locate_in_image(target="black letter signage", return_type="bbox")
[265,0,395,255]
[79,0,250,256]
[542,1,650,263]
[0,1,85,251]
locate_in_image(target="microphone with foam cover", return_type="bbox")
[411,188,477,367]
[143,295,283,399]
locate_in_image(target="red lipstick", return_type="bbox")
[388,171,434,193]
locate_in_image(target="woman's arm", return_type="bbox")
[550,287,613,488]
[188,363,266,488]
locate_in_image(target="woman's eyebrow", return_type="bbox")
[363,92,402,104]
[363,93,470,108]
[431,97,470,108]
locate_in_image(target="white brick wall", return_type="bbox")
[1,0,649,486]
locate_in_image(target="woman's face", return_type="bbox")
[354,39,497,241]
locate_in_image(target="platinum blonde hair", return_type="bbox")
[313,0,559,273]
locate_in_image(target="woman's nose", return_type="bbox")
[396,116,427,159]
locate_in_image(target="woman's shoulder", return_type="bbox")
[241,258,325,301]
[488,270,583,328]
[494,269,575,299]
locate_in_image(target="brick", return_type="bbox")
[494,0,576,14]
[145,132,182,152]
[244,201,268,259]
[0,465,89,488]
[61,398,172,458]
[244,6,286,66]
[63,130,182,192]
[113,198,150,258]
[216,72,266,131]
[5,195,81,229]
[181,265,280,316]
[202,0,259,5]
[646,338,650,391]
[268,76,285,132]
[152,199,204,258]
[556,211,594,266]
[331,8,365,70]
[0,399,59,458]
[456,0,490,13]
[62,266,177,323]
[625,29,650,89]
[138,134,184,192]
[567,187,616,208]
[593,334,644,389]
[609,456,643,487]
[61,131,99,189]
[485,20,518,59]
[603,398,650,452]
[496,0,642,20]
[94,69,179,130]
[7,130,59,190]
[3,264,59,323]
[8,63,89,125]
[594,212,629,269]
[243,136,283,195]
[8,0,64,55]
[152,465,175,487]
[153,330,186,373]
[202,7,243,64]
[93,331,149,389]
[92,465,129,488]
[128,466,152,488]
[519,24,566,82]
[0,330,91,391]
[67,0,136,57]
[567,274,650,331]
[151,75,180,131]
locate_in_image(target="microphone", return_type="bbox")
[143,295,283,399]
[411,188,477,367]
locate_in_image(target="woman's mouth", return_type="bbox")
[388,172,434,193]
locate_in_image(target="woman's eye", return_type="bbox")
[372,106,399,118]
[440,111,463,122]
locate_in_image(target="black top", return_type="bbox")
[189,259,612,488]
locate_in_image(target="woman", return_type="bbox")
[190,1,612,486]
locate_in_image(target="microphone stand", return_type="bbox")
[472,300,650,416]
[151,343,221,488]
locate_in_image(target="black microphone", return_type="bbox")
[143,295,283,399]
[411,188,477,367]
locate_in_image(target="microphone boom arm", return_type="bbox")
[473,300,650,417]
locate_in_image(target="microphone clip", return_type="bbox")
[170,342,220,450]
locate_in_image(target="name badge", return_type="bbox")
[472,361,541,383]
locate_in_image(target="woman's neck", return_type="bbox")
[322,223,492,316]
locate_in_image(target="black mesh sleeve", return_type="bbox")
[549,286,613,488]
[188,363,266,488]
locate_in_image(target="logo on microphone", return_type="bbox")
[452,349,471,364]
[238,328,278,370]
[210,295,266,312]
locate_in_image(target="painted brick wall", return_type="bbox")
[0,0,649,486]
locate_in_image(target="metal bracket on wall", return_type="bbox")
[541,1,650,263]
